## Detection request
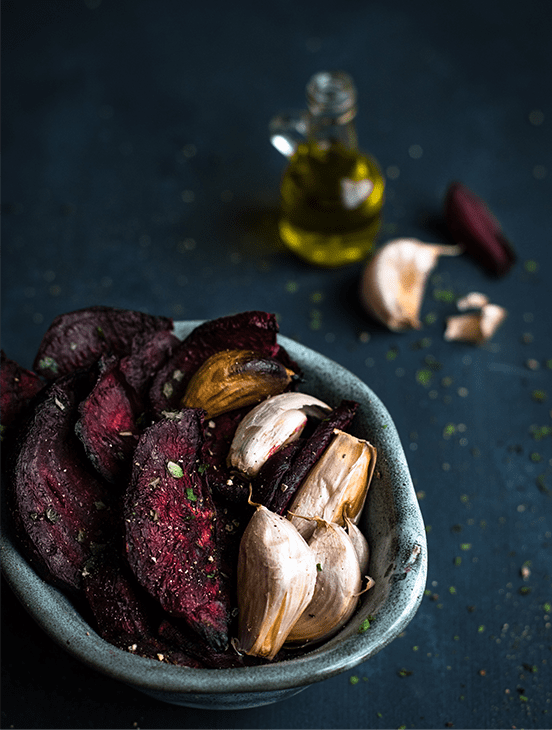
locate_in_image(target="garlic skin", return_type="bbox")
[287,429,376,541]
[237,504,317,660]
[228,392,331,478]
[456,291,490,311]
[360,238,462,331]
[444,303,507,345]
[344,515,370,575]
[286,519,363,644]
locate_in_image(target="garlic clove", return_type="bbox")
[444,303,507,344]
[344,515,370,575]
[359,238,462,332]
[287,429,376,541]
[228,392,331,478]
[181,349,297,418]
[236,504,317,660]
[286,519,364,644]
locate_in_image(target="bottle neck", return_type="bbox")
[305,71,359,152]
[306,112,359,151]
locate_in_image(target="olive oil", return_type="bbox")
[280,141,385,266]
[272,71,385,267]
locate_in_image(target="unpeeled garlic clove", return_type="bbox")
[287,429,376,541]
[286,518,364,644]
[181,349,297,418]
[444,303,507,345]
[359,238,462,331]
[236,504,317,660]
[228,392,331,478]
[344,515,370,575]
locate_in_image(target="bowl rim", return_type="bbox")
[1,320,427,696]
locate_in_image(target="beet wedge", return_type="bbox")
[120,329,181,398]
[267,399,359,515]
[148,310,298,415]
[75,355,143,485]
[124,409,231,651]
[1,350,44,435]
[9,370,114,594]
[33,306,173,380]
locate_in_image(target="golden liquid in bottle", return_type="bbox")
[279,142,385,267]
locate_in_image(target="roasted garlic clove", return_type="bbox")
[287,429,376,541]
[181,349,297,418]
[344,515,370,575]
[228,392,331,478]
[359,238,462,331]
[237,504,317,660]
[286,518,364,644]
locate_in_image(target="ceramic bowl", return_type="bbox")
[1,320,427,710]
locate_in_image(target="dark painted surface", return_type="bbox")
[1,0,551,727]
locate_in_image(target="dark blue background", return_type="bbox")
[2,0,551,728]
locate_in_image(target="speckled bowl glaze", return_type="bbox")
[1,321,427,710]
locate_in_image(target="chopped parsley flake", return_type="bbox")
[166,461,184,479]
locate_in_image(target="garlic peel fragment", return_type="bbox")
[228,392,331,478]
[287,429,376,541]
[444,303,507,344]
[345,515,370,575]
[237,504,317,659]
[360,238,462,332]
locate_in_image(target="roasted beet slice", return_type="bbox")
[1,350,45,433]
[120,329,181,397]
[124,409,231,651]
[251,439,305,508]
[33,306,173,380]
[82,544,204,668]
[148,311,298,415]
[268,399,359,515]
[10,370,114,594]
[75,356,143,484]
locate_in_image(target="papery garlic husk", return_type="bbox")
[287,429,376,541]
[359,238,462,331]
[444,303,507,345]
[228,392,331,478]
[181,349,297,418]
[237,504,317,660]
[286,518,363,644]
[344,515,370,575]
[456,291,490,311]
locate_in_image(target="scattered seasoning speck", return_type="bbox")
[460,543,472,551]
[524,259,539,273]
[532,389,547,402]
[478,625,485,633]
[398,668,413,677]
[358,616,373,633]
[416,368,433,386]
[349,675,359,685]
[285,280,298,293]
[449,586,457,594]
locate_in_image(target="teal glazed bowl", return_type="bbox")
[1,321,427,710]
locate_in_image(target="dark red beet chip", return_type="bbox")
[444,182,516,276]
[148,311,298,415]
[75,355,143,484]
[120,329,181,397]
[1,351,45,437]
[124,409,231,651]
[33,306,173,380]
[9,370,114,594]
[268,399,359,515]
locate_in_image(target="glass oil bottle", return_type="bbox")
[270,71,385,267]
